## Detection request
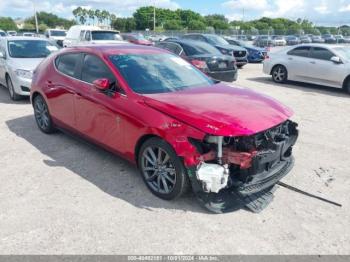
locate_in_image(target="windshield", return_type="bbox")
[334,47,350,60]
[50,30,66,36]
[109,53,213,94]
[8,40,58,58]
[0,31,6,36]
[92,31,122,40]
[206,35,229,45]
[182,42,222,55]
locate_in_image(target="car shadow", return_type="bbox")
[0,85,30,104]
[6,115,209,214]
[247,76,349,98]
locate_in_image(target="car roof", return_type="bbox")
[2,36,48,41]
[289,43,346,49]
[62,44,166,56]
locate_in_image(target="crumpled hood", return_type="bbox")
[143,84,293,136]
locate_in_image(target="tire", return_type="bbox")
[138,137,190,200]
[271,65,288,83]
[6,76,21,101]
[33,95,55,134]
[343,78,350,94]
[237,65,244,69]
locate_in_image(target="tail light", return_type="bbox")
[190,59,208,71]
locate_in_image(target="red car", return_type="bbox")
[30,45,298,213]
[121,33,153,46]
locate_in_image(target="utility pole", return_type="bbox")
[242,8,245,22]
[33,2,39,34]
[153,5,156,32]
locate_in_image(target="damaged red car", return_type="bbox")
[30,45,298,213]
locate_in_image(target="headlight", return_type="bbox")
[15,69,33,79]
[219,48,230,55]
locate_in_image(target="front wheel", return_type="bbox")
[138,137,190,200]
[33,95,55,134]
[271,65,288,83]
[6,76,21,101]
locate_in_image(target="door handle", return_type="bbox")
[288,57,293,60]
[310,61,316,64]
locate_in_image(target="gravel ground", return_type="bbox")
[0,63,349,254]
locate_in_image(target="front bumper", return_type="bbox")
[12,75,32,96]
[235,58,248,66]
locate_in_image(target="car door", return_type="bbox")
[285,46,311,81]
[0,39,7,86]
[48,52,82,129]
[74,53,126,153]
[308,47,345,87]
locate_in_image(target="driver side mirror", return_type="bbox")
[330,56,342,64]
[93,78,110,91]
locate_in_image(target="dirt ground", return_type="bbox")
[0,63,349,254]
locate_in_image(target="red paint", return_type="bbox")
[93,78,110,90]
[31,45,294,167]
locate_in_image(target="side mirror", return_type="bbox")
[330,56,342,64]
[93,78,110,91]
[0,51,5,59]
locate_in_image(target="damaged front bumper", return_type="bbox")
[187,120,299,213]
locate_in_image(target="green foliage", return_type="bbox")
[188,20,206,30]
[25,12,75,29]
[0,17,17,31]
[112,17,136,32]
[164,20,182,30]
[22,23,35,31]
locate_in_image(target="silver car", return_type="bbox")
[0,37,59,100]
[263,44,350,94]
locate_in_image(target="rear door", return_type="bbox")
[48,52,82,128]
[308,47,345,87]
[285,46,311,81]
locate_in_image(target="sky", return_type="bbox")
[1,0,350,26]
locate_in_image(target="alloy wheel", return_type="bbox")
[272,66,287,83]
[34,96,50,130]
[141,146,176,194]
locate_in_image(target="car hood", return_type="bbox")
[215,44,247,52]
[9,58,44,71]
[91,40,127,44]
[143,84,293,136]
[245,46,265,52]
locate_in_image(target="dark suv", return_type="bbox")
[181,33,248,68]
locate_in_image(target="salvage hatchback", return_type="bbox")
[30,45,298,213]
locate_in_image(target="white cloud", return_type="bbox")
[339,4,350,12]
[222,0,269,10]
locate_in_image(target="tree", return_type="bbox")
[188,20,206,30]
[25,12,75,29]
[95,9,101,25]
[0,17,17,31]
[73,7,82,23]
[22,23,35,31]
[111,17,136,32]
[88,9,95,25]
[164,20,182,30]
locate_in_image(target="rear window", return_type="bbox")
[56,53,80,77]
[181,42,221,56]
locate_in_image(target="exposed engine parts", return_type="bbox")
[193,120,299,195]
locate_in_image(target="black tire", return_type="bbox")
[271,65,288,83]
[6,76,21,101]
[33,95,55,134]
[237,65,244,69]
[343,78,350,94]
[138,137,190,200]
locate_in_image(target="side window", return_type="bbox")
[79,30,85,41]
[81,54,115,84]
[310,47,334,61]
[56,53,80,77]
[162,43,183,55]
[85,31,91,41]
[287,46,310,57]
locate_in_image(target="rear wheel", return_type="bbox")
[138,137,190,200]
[6,76,21,101]
[271,65,288,83]
[33,95,55,134]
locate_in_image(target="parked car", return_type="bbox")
[311,35,325,43]
[263,44,350,93]
[30,44,298,213]
[7,31,17,36]
[147,34,167,42]
[181,33,248,68]
[23,32,35,37]
[271,36,286,46]
[322,34,336,44]
[285,35,300,45]
[0,30,6,37]
[224,37,267,62]
[0,37,59,100]
[121,33,153,46]
[45,29,67,47]
[63,26,124,47]
[299,36,312,44]
[344,36,350,43]
[335,35,345,44]
[253,35,274,47]
[236,35,248,41]
[156,39,237,82]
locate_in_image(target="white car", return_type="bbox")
[44,29,67,47]
[63,25,125,47]
[272,36,286,46]
[263,44,350,93]
[7,31,17,36]
[0,37,59,100]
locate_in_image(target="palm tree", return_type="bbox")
[79,8,87,25]
[72,7,83,24]
[95,9,101,26]
[88,9,95,26]
[110,13,116,27]
[101,10,108,26]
